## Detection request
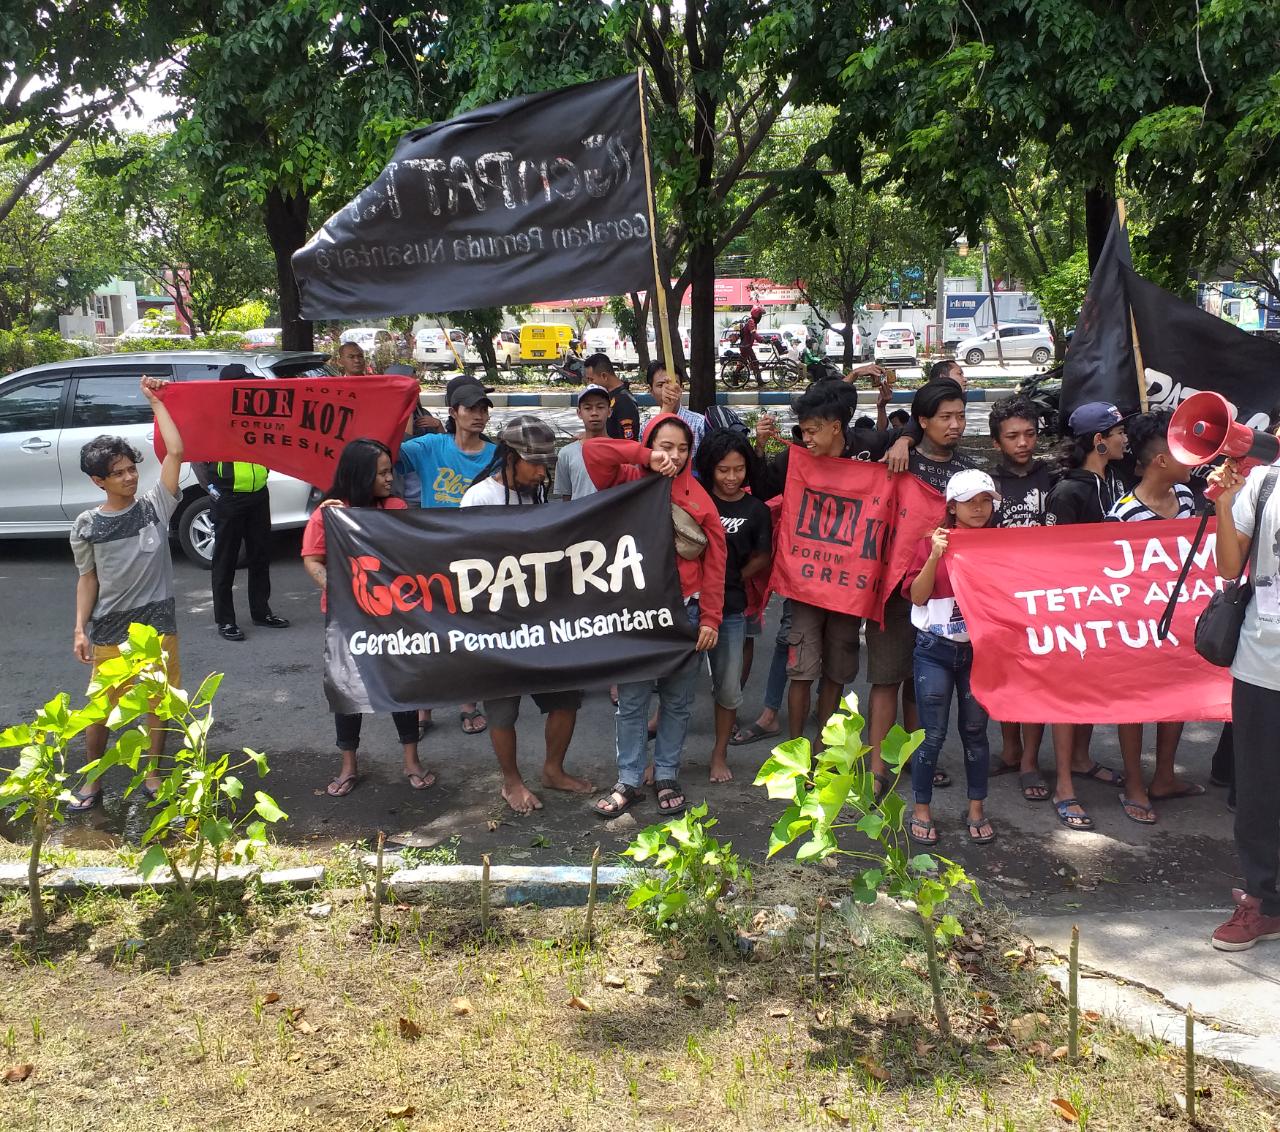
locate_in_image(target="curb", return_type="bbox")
[0,862,326,894]
[418,388,1020,410]
[383,863,633,908]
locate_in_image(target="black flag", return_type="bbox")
[1123,266,1280,431]
[292,74,656,318]
[1061,214,1137,420]
[322,477,695,713]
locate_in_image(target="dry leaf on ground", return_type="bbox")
[3,1064,33,1084]
[398,1017,422,1041]
[261,992,281,1005]
[450,997,473,1016]
[603,974,625,989]
[857,1057,888,1082]
[681,993,703,1009]
[568,996,592,1012]
[387,1104,416,1118]
[1050,1098,1079,1122]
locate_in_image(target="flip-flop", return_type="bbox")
[406,771,436,791]
[1019,772,1050,802]
[908,817,938,846]
[460,709,487,735]
[873,772,893,804]
[593,782,644,819]
[989,760,1021,778]
[67,788,103,813]
[968,819,997,845]
[326,773,359,798]
[417,719,434,741]
[932,770,951,788]
[729,722,782,746]
[1148,783,1207,801]
[1053,797,1094,831]
[1119,795,1157,824]
[1079,762,1125,787]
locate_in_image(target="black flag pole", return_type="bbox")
[637,68,675,368]
[1116,199,1149,412]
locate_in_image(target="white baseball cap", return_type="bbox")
[945,468,1001,503]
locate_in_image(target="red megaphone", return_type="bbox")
[1168,391,1280,500]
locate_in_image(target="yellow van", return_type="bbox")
[518,323,574,363]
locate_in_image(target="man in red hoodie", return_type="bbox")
[582,413,727,819]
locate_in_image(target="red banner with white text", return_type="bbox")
[767,446,945,623]
[947,521,1232,723]
[156,375,420,489]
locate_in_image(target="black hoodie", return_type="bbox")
[1045,465,1126,526]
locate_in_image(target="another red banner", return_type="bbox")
[767,446,945,623]
[156,375,420,488]
[947,520,1232,723]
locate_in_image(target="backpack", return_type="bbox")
[704,403,749,439]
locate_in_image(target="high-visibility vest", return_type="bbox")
[217,462,269,493]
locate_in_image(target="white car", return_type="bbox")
[873,321,918,366]
[493,327,521,367]
[119,316,187,341]
[823,323,872,363]
[581,327,638,366]
[241,328,282,349]
[0,351,325,566]
[956,323,1054,366]
[340,326,396,354]
[414,326,472,367]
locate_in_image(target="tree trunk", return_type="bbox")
[477,338,499,379]
[1085,184,1116,272]
[687,240,716,410]
[27,808,46,936]
[841,303,855,369]
[264,187,313,353]
[632,291,651,372]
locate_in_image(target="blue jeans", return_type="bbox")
[616,601,701,787]
[707,612,746,710]
[763,599,792,714]
[911,631,989,805]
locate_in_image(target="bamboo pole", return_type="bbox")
[585,845,600,944]
[1116,199,1149,411]
[373,830,385,932]
[480,853,491,935]
[1068,924,1080,1063]
[637,69,675,368]
[1186,1004,1196,1121]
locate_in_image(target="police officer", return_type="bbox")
[200,364,290,641]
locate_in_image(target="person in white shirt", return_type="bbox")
[553,385,610,501]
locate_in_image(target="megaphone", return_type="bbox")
[1168,391,1279,500]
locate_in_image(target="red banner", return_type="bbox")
[767,446,945,623]
[156,375,420,488]
[947,521,1232,723]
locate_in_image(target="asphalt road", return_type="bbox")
[0,521,1242,922]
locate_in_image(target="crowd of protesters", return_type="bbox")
[61,351,1280,953]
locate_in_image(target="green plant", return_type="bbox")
[83,624,287,908]
[0,693,109,935]
[754,694,979,1033]
[623,803,750,955]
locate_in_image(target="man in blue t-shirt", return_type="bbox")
[397,380,497,733]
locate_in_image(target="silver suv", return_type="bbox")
[0,350,332,566]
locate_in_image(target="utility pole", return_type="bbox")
[981,238,1005,366]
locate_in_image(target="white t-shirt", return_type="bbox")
[460,477,534,507]
[1230,465,1280,691]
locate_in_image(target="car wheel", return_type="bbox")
[1031,347,1051,364]
[178,495,217,568]
[965,349,985,366]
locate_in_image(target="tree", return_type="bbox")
[164,1,448,350]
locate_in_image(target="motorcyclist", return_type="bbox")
[739,304,765,387]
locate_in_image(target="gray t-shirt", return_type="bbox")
[70,481,181,645]
[552,440,598,501]
[1231,466,1280,691]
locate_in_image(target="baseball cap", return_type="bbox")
[445,373,495,398]
[576,384,610,406]
[945,468,1001,504]
[1068,401,1127,437]
[498,414,557,466]
[449,382,493,409]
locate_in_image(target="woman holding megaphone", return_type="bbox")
[1208,450,1280,952]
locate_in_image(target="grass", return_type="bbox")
[0,850,1275,1132]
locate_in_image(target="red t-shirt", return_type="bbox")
[301,496,408,611]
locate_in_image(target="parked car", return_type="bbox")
[581,327,638,366]
[955,323,1054,366]
[119,316,187,341]
[340,326,396,354]
[241,328,282,349]
[0,351,328,567]
[823,323,872,363]
[493,327,521,367]
[414,325,472,367]
[873,321,918,366]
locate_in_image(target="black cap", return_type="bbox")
[446,374,494,400]
[449,383,493,409]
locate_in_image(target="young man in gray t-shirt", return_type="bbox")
[552,385,610,500]
[67,377,186,811]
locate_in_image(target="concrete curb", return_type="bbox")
[419,388,1020,410]
[0,862,326,894]
[383,863,633,908]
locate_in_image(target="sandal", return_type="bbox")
[67,788,103,813]
[989,759,1021,778]
[1119,795,1157,825]
[417,718,434,741]
[654,779,687,816]
[1079,761,1125,787]
[1053,797,1094,831]
[968,817,997,845]
[593,782,644,819]
[1148,783,1206,801]
[908,817,938,846]
[932,770,951,788]
[729,722,782,747]
[326,773,360,798]
[406,771,436,791]
[460,709,487,735]
[1019,772,1050,802]
[873,772,893,804]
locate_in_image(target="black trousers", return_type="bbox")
[1231,678,1280,916]
[211,490,272,626]
[334,711,419,750]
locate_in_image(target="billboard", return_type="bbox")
[943,291,1042,343]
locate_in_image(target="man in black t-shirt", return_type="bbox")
[584,352,640,441]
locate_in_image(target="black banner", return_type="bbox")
[323,477,695,713]
[1062,214,1138,420]
[1124,266,1280,430]
[293,74,655,318]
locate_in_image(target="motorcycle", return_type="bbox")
[1017,364,1063,435]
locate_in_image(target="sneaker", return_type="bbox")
[1211,894,1280,952]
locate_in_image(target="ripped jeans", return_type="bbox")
[911,631,990,806]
